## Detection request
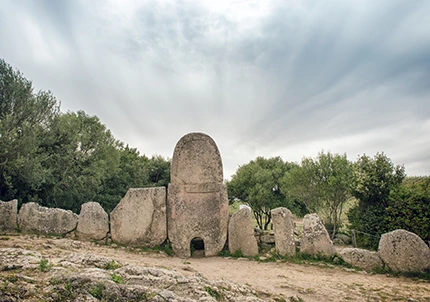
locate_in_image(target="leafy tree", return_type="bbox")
[0,59,59,202]
[0,58,172,214]
[348,152,405,249]
[281,151,353,237]
[227,157,297,230]
[96,146,149,212]
[38,111,120,212]
[385,177,430,243]
[147,155,171,188]
[96,149,170,212]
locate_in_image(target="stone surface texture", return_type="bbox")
[76,202,109,241]
[271,207,296,257]
[300,213,336,256]
[228,207,259,257]
[167,133,228,257]
[0,244,266,302]
[110,187,167,247]
[378,229,430,272]
[0,199,18,231]
[340,248,383,271]
[18,202,78,235]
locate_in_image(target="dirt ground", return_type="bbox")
[1,235,429,301]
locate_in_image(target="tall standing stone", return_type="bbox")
[271,207,296,257]
[110,187,167,247]
[18,202,78,235]
[167,132,229,257]
[300,213,336,257]
[378,229,430,272]
[0,199,18,231]
[228,207,259,257]
[76,202,109,241]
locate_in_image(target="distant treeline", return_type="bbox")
[227,143,430,250]
[0,59,170,213]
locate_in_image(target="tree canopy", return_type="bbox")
[348,153,406,249]
[0,58,170,213]
[281,151,353,238]
[227,156,300,230]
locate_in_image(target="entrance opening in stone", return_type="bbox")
[190,237,205,258]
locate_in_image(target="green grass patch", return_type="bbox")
[111,272,124,284]
[104,260,121,270]
[39,259,52,272]
[372,266,430,281]
[89,283,105,299]
[218,249,246,259]
[151,241,174,256]
[205,286,222,300]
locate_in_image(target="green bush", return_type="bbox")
[386,179,430,243]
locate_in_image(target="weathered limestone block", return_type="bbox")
[76,202,109,241]
[378,229,430,272]
[0,199,18,231]
[18,202,78,235]
[110,187,167,247]
[340,248,383,271]
[228,207,259,257]
[272,207,296,257]
[167,133,229,257]
[300,213,336,256]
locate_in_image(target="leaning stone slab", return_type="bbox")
[340,248,383,271]
[0,199,18,231]
[18,202,78,235]
[110,187,167,247]
[76,202,109,241]
[300,213,336,257]
[228,207,258,257]
[272,207,296,257]
[378,229,430,273]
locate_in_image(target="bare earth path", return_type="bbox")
[1,235,429,301]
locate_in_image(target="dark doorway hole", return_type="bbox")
[190,237,205,258]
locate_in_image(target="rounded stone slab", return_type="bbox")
[110,187,167,247]
[170,132,223,185]
[76,202,109,241]
[18,202,78,235]
[0,199,18,231]
[228,207,259,257]
[378,229,430,273]
[168,133,228,258]
[300,213,336,257]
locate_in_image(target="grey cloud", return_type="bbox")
[0,0,429,177]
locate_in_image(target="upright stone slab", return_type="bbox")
[271,207,296,257]
[228,207,259,257]
[378,229,430,272]
[167,132,229,257]
[18,202,78,235]
[76,202,109,241]
[110,187,167,247]
[0,199,18,231]
[300,213,336,256]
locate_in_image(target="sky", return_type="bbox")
[1,0,429,179]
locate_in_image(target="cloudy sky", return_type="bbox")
[1,0,429,179]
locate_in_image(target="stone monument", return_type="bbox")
[167,132,229,257]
